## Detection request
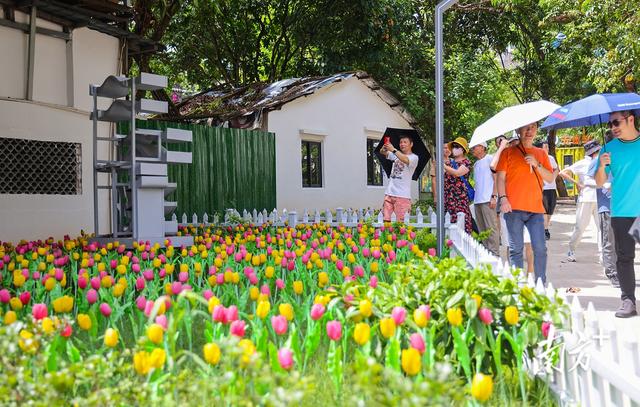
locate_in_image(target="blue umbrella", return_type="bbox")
[541,93,640,130]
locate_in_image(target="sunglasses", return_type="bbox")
[607,115,629,128]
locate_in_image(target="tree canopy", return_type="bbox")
[129,0,639,142]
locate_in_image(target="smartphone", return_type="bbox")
[383,136,390,145]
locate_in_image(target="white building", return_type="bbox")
[0,1,157,243]
[178,72,423,213]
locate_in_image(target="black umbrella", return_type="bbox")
[373,128,430,181]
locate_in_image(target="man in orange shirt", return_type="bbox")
[496,122,555,283]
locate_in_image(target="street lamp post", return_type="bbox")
[435,0,459,255]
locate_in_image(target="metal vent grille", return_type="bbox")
[0,137,82,195]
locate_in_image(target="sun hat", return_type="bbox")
[450,137,469,153]
[584,139,602,156]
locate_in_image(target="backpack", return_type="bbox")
[450,159,475,202]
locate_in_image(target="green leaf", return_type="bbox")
[66,342,81,363]
[385,337,401,372]
[451,326,471,380]
[446,289,465,310]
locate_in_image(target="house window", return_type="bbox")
[366,138,383,186]
[301,140,322,187]
[0,137,82,194]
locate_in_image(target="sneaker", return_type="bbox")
[608,276,620,288]
[566,251,576,262]
[545,229,551,240]
[615,299,637,318]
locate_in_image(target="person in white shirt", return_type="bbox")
[471,142,499,255]
[534,141,560,240]
[559,140,602,262]
[380,136,419,222]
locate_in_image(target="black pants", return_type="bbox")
[611,217,637,302]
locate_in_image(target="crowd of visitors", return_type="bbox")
[430,111,639,317]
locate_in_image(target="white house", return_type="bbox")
[0,1,156,243]
[176,72,424,213]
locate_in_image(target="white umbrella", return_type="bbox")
[469,100,560,148]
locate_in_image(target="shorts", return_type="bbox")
[383,195,412,222]
[542,189,557,215]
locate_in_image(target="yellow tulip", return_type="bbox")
[293,280,303,295]
[359,299,373,318]
[353,322,371,345]
[3,310,17,325]
[147,323,164,344]
[104,328,119,348]
[116,264,127,275]
[41,317,55,334]
[13,273,26,287]
[279,303,294,321]
[256,300,270,319]
[238,339,256,367]
[401,348,421,376]
[44,277,56,291]
[447,308,463,327]
[472,294,482,308]
[505,306,519,325]
[207,297,220,314]
[413,308,428,328]
[203,342,221,365]
[471,373,494,402]
[77,314,92,331]
[133,351,151,375]
[318,272,329,287]
[370,261,379,273]
[9,297,22,311]
[380,317,396,339]
[249,287,260,301]
[52,295,74,313]
[149,348,166,369]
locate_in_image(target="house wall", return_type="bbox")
[0,12,120,243]
[268,77,419,213]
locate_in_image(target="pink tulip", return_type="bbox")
[143,269,154,281]
[132,263,141,273]
[542,321,553,339]
[90,276,100,290]
[203,290,213,301]
[278,348,294,370]
[32,303,48,320]
[22,268,30,279]
[19,291,31,305]
[326,320,342,341]
[77,275,87,289]
[171,281,182,295]
[225,305,239,322]
[478,308,493,325]
[99,303,112,317]
[336,260,344,271]
[230,320,246,337]
[391,306,407,326]
[212,305,227,323]
[136,296,147,311]
[362,248,370,257]
[135,277,145,291]
[248,273,258,285]
[354,265,364,278]
[427,248,437,257]
[158,268,167,278]
[0,289,10,303]
[110,260,118,269]
[287,260,295,271]
[271,315,288,335]
[372,249,381,259]
[276,279,285,290]
[216,273,225,285]
[144,300,154,317]
[178,271,189,283]
[260,284,271,296]
[86,289,98,304]
[155,315,168,330]
[369,275,378,288]
[409,332,425,354]
[310,303,325,321]
[446,239,453,248]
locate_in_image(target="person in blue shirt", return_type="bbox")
[595,111,640,318]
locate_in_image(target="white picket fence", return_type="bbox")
[447,212,640,407]
[174,206,450,229]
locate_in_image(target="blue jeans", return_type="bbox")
[504,210,547,283]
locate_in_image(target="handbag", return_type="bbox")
[450,159,475,201]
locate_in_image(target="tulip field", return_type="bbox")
[0,223,565,405]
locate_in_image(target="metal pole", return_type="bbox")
[91,88,99,236]
[26,5,36,100]
[130,80,137,240]
[435,0,458,255]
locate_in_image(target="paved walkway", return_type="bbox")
[543,202,640,311]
